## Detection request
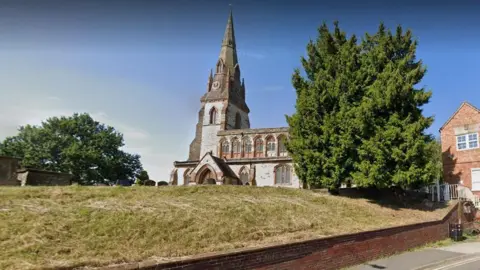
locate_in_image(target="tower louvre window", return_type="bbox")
[209,107,217,124]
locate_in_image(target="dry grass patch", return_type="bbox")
[0,185,451,269]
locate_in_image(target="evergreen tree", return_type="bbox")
[286,22,436,191]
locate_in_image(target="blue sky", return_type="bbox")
[0,0,479,181]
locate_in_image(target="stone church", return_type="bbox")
[169,10,300,188]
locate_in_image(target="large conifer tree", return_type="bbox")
[286,22,437,191]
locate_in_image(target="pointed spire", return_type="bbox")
[218,8,238,74]
[222,8,236,48]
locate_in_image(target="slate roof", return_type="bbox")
[211,155,239,179]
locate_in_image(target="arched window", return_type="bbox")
[254,138,264,157]
[266,136,276,156]
[243,138,252,154]
[278,135,287,156]
[235,112,241,129]
[275,165,292,185]
[209,107,217,124]
[221,140,230,156]
[239,167,249,185]
[232,138,241,157]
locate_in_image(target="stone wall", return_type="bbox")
[228,162,300,188]
[200,101,224,157]
[98,203,461,270]
[17,169,72,186]
[225,103,250,129]
[0,156,19,186]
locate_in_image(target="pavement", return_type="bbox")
[348,241,480,270]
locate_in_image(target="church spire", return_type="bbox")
[222,8,236,48]
[218,8,238,74]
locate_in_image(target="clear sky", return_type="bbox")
[0,0,479,181]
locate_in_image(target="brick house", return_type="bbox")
[440,101,480,195]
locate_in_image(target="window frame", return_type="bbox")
[275,165,292,185]
[255,138,264,152]
[278,137,287,156]
[266,138,276,152]
[244,139,252,153]
[221,141,230,155]
[456,132,479,151]
[232,139,241,154]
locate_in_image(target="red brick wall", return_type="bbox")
[124,204,460,270]
[441,103,480,194]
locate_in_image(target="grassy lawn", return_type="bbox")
[0,185,452,270]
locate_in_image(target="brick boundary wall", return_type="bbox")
[94,203,464,270]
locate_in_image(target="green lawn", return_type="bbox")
[0,185,452,270]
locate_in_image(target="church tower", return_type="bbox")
[188,9,250,160]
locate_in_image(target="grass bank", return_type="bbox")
[0,185,451,269]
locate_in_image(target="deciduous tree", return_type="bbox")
[0,113,143,185]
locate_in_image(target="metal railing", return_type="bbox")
[423,183,479,209]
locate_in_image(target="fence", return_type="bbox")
[423,183,480,209]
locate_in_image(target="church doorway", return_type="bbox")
[198,166,217,185]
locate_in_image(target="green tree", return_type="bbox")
[134,170,150,185]
[0,113,143,185]
[428,138,444,183]
[286,22,436,192]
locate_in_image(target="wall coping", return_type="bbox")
[17,168,73,177]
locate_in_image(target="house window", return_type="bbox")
[275,165,292,185]
[221,141,230,155]
[232,139,241,154]
[457,133,479,150]
[244,138,252,153]
[209,107,217,124]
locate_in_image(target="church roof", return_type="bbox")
[211,155,239,180]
